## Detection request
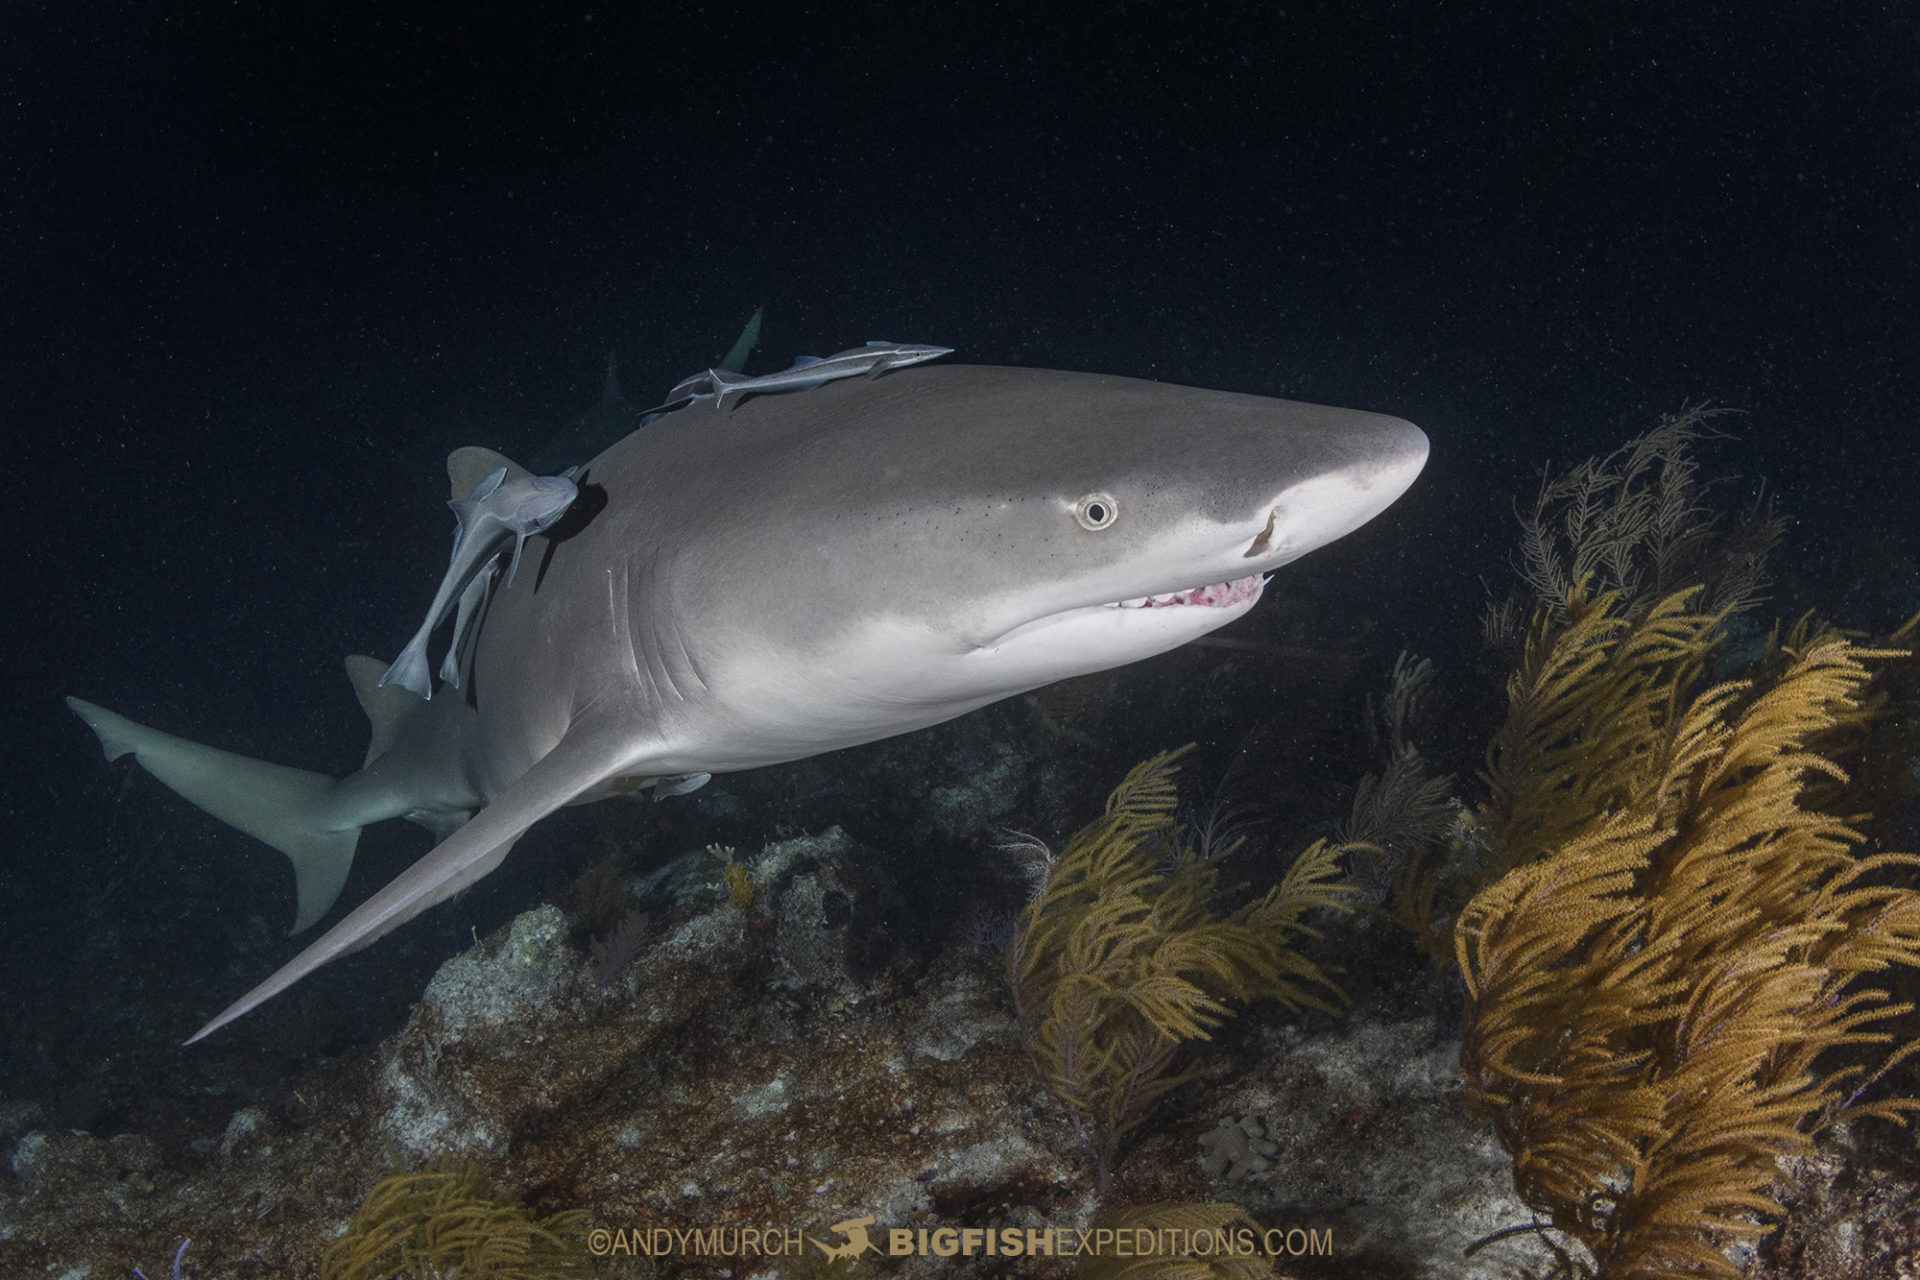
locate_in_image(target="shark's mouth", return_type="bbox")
[986,572,1270,653]
[1103,573,1269,611]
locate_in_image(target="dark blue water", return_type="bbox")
[5,1,1916,1136]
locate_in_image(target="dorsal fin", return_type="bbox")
[446,447,531,502]
[717,305,762,373]
[345,654,417,767]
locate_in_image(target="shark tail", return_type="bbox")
[64,696,360,934]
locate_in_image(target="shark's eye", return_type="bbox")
[1073,492,1118,531]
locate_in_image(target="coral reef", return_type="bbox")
[1345,654,1455,902]
[19,404,1915,1278]
[1344,650,1461,988]
[1482,406,1784,650]
[724,859,755,911]
[319,1159,589,1279]
[1180,1014,1558,1276]
[1196,1118,1276,1182]
[1477,586,1722,881]
[587,908,649,989]
[1006,747,1355,1194]
[1455,586,1920,1277]
[567,855,636,939]
[2,827,1555,1279]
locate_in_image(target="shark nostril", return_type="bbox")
[1243,508,1278,558]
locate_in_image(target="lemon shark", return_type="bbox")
[66,364,1428,1042]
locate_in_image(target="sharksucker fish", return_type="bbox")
[378,455,578,700]
[532,307,765,470]
[65,362,1429,1042]
[643,340,954,421]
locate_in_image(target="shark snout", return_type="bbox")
[1337,413,1428,515]
[1378,416,1431,490]
[1249,415,1427,565]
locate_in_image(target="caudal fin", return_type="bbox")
[184,703,651,1043]
[64,697,360,933]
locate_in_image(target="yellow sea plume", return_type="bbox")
[320,1159,590,1280]
[1455,587,1920,1276]
[1008,746,1355,1194]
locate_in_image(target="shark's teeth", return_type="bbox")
[1104,574,1269,610]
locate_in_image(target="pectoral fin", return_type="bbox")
[184,711,652,1043]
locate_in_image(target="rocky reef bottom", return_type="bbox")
[4,826,1915,1278]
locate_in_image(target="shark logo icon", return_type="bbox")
[809,1215,881,1262]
